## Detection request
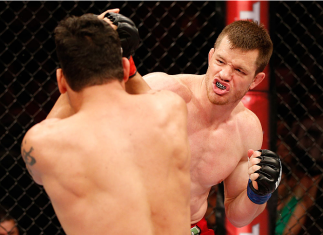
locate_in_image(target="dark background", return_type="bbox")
[1,2,322,234]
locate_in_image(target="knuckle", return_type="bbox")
[250,173,259,181]
[251,158,261,165]
[253,165,261,172]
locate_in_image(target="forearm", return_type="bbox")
[225,149,281,227]
[47,93,75,119]
[225,189,266,227]
[126,72,151,94]
[102,11,146,95]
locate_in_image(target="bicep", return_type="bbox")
[224,160,249,201]
[125,72,171,94]
[144,72,178,92]
[144,73,191,102]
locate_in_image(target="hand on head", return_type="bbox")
[98,8,120,30]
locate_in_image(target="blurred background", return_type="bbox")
[1,2,322,234]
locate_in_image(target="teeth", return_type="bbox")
[216,81,226,90]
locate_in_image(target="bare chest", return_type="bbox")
[187,109,245,188]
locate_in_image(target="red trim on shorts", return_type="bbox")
[191,217,215,235]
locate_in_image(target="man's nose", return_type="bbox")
[219,65,233,82]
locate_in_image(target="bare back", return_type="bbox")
[22,90,191,235]
[144,73,263,223]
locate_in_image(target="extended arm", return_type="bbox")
[125,72,151,94]
[98,10,152,95]
[47,93,74,119]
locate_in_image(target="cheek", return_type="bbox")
[239,76,254,87]
[207,63,220,76]
[233,77,252,93]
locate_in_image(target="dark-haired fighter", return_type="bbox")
[21,12,191,235]
[127,19,282,234]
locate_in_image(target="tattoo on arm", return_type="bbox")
[22,146,36,166]
[21,140,36,176]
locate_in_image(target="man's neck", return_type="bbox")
[67,80,126,113]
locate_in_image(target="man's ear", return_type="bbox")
[56,68,67,94]
[122,57,130,83]
[208,48,215,64]
[249,72,265,90]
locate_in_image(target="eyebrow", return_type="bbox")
[215,53,225,61]
[215,53,249,73]
[235,65,248,74]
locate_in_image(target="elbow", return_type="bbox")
[224,203,258,228]
[225,212,249,228]
[226,218,250,228]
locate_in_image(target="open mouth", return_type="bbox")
[216,81,226,90]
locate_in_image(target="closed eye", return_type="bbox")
[236,68,245,75]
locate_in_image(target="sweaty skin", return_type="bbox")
[127,36,267,227]
[144,73,264,225]
[21,79,191,235]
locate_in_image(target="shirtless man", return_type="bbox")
[20,13,191,235]
[125,19,282,234]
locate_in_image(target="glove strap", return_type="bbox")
[247,179,271,204]
[129,56,137,78]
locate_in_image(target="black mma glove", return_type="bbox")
[247,149,282,204]
[104,12,140,58]
[104,12,139,78]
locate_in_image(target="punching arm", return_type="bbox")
[99,11,152,94]
[47,93,75,119]
[103,12,139,78]
[126,72,152,94]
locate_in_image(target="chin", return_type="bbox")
[211,99,229,105]
[207,93,229,105]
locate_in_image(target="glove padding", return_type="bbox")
[104,12,139,58]
[249,149,282,196]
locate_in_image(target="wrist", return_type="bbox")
[247,179,271,204]
[128,56,137,78]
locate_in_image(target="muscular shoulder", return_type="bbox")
[143,72,195,103]
[147,89,188,119]
[236,102,263,149]
[23,119,59,144]
[138,89,188,142]
[21,118,63,184]
[145,89,189,157]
